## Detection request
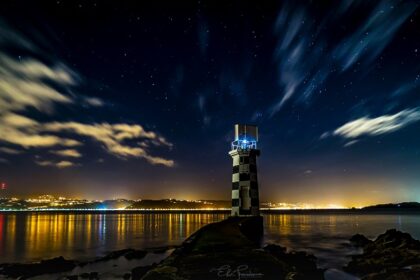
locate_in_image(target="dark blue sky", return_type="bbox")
[0,0,419,206]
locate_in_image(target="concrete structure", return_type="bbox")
[229,124,260,216]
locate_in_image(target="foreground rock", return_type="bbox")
[139,216,323,280]
[346,229,420,279]
[0,248,148,279]
[0,256,76,278]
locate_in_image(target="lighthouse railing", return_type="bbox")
[231,140,257,151]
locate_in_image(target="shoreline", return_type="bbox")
[1,208,420,214]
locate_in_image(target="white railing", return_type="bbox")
[231,140,257,150]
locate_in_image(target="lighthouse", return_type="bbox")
[229,124,260,216]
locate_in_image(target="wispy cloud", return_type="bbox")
[270,0,417,115]
[332,108,420,139]
[35,160,76,169]
[343,140,359,147]
[50,149,82,158]
[333,1,416,72]
[0,20,174,167]
[0,157,9,163]
[83,96,104,107]
[0,20,36,51]
[0,54,75,113]
[43,122,174,166]
[0,147,22,154]
[0,113,81,148]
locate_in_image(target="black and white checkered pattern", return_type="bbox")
[229,149,260,216]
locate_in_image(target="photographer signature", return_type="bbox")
[210,264,263,279]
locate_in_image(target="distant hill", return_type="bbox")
[363,202,420,210]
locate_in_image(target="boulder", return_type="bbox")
[142,217,323,280]
[0,256,76,278]
[345,229,420,279]
[95,248,147,262]
[349,234,372,247]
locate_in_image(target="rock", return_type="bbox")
[125,249,148,260]
[95,248,147,262]
[0,256,76,278]
[345,229,420,279]
[350,234,372,247]
[362,266,420,280]
[132,265,154,280]
[324,268,359,280]
[264,244,322,279]
[141,266,180,280]
[142,217,324,280]
[89,271,99,279]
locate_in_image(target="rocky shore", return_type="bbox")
[1,217,420,280]
[346,229,420,279]
[140,216,323,280]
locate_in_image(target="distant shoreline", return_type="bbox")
[1,208,420,214]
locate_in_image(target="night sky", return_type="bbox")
[0,1,419,207]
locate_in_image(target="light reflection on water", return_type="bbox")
[0,212,419,268]
[0,213,228,263]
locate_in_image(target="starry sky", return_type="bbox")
[0,0,419,207]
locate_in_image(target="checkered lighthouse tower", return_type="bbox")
[229,124,260,216]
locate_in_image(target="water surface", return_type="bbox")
[0,212,419,268]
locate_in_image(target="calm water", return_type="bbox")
[0,212,419,268]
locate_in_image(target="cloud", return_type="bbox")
[0,20,175,167]
[0,54,76,113]
[270,0,417,115]
[43,122,174,166]
[333,1,416,71]
[344,140,359,147]
[0,20,36,51]
[0,113,81,148]
[332,108,420,139]
[0,22,82,149]
[143,155,175,167]
[36,160,76,168]
[0,147,21,154]
[50,149,82,158]
[83,97,104,107]
[0,113,174,166]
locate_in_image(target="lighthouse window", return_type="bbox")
[239,165,249,173]
[239,173,250,181]
[239,156,249,164]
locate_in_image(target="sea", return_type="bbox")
[0,211,419,270]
